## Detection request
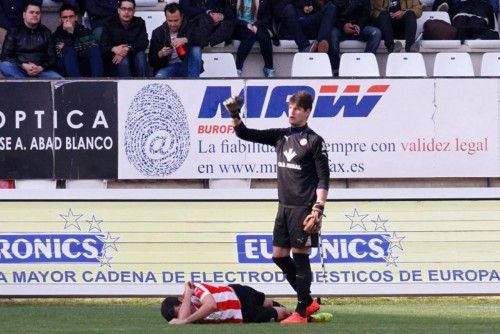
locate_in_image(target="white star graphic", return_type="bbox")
[60,209,83,231]
[99,232,120,252]
[86,215,103,232]
[372,215,389,232]
[98,253,113,268]
[384,232,405,251]
[384,253,399,267]
[345,208,369,231]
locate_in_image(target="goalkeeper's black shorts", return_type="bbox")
[272,204,318,249]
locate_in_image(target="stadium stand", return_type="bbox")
[385,53,427,77]
[339,53,380,77]
[291,53,333,77]
[433,52,474,76]
[480,52,500,76]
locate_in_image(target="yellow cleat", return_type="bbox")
[309,312,333,323]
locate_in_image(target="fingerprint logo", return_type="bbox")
[125,83,190,176]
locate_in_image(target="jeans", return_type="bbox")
[57,45,104,77]
[376,10,417,49]
[111,50,149,77]
[330,25,382,70]
[155,46,202,78]
[0,60,62,78]
[281,2,337,50]
[233,23,273,70]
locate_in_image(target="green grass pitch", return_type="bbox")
[0,297,499,333]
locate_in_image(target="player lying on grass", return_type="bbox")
[161,282,290,324]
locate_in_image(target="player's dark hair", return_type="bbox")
[119,0,136,9]
[289,91,313,111]
[161,297,181,322]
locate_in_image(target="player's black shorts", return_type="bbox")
[229,284,278,323]
[273,205,318,249]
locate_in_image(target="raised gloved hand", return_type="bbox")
[223,95,244,120]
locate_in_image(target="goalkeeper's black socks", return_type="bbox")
[293,252,313,317]
[272,256,297,291]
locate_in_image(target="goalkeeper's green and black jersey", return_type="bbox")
[235,122,330,207]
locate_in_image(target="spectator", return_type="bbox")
[433,0,498,16]
[230,0,276,77]
[149,3,204,78]
[52,4,104,77]
[0,1,61,78]
[371,0,422,52]
[100,0,149,77]
[451,0,499,41]
[279,0,337,53]
[0,0,42,31]
[180,0,235,46]
[330,0,382,73]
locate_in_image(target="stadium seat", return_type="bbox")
[65,180,108,189]
[339,53,380,77]
[0,180,14,189]
[480,52,500,76]
[135,11,165,40]
[291,53,333,77]
[135,0,160,6]
[14,180,57,189]
[385,53,427,77]
[200,53,238,77]
[433,52,474,76]
[464,39,500,49]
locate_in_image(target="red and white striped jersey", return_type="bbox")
[190,283,243,323]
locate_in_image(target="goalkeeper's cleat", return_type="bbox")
[305,298,320,317]
[280,312,308,324]
[309,312,333,323]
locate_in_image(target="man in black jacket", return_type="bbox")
[180,0,235,46]
[100,0,149,77]
[149,3,205,77]
[52,4,104,77]
[0,1,61,78]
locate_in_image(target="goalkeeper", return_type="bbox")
[224,91,330,324]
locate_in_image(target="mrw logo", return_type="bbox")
[284,148,297,162]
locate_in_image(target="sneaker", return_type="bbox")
[318,40,329,53]
[280,312,308,324]
[300,40,318,53]
[236,69,242,77]
[436,2,449,11]
[309,312,333,323]
[263,67,276,78]
[305,298,320,317]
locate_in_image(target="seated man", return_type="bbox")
[0,1,61,78]
[280,0,337,53]
[161,281,290,324]
[180,0,235,47]
[0,0,41,31]
[371,0,422,52]
[85,0,119,40]
[52,4,104,77]
[100,0,149,77]
[330,0,382,73]
[149,3,203,78]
